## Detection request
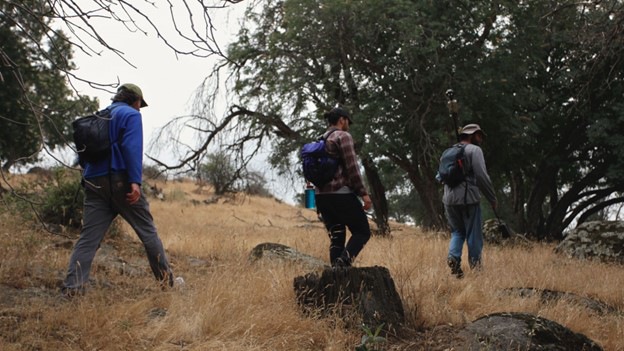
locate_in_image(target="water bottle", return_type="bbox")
[304,184,316,209]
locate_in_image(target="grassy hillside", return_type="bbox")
[0,175,623,350]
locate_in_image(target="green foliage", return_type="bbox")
[198,151,272,197]
[355,323,386,351]
[1,168,83,230]
[0,0,98,169]
[242,171,272,197]
[39,168,83,228]
[198,151,237,195]
[143,164,167,181]
[221,0,624,237]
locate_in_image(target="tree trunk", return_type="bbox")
[406,168,446,230]
[361,156,390,236]
[2,160,13,173]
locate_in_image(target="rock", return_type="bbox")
[483,218,508,244]
[203,196,220,205]
[293,266,405,336]
[248,242,327,270]
[483,219,530,247]
[456,312,603,350]
[555,220,624,264]
[503,287,620,316]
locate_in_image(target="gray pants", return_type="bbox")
[63,174,172,289]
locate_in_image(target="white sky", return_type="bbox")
[69,3,243,148]
[56,2,300,204]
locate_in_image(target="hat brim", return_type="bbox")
[461,129,485,136]
[140,98,148,108]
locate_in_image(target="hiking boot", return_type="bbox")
[333,257,351,269]
[160,271,175,290]
[60,286,85,299]
[447,256,464,279]
[469,258,482,271]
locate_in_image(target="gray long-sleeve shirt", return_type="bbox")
[442,143,497,206]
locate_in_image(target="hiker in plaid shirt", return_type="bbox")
[315,107,372,268]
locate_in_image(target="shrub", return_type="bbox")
[39,168,84,229]
[198,152,237,195]
[242,171,272,197]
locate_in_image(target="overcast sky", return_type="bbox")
[61,2,299,203]
[70,3,243,148]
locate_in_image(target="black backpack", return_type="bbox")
[72,108,113,164]
[300,129,340,187]
[437,143,468,187]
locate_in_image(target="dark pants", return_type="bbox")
[63,174,172,290]
[315,193,371,265]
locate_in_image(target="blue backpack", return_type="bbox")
[301,129,340,187]
[437,143,468,188]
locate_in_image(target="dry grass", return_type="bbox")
[0,176,623,350]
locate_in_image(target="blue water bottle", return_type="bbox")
[304,183,316,209]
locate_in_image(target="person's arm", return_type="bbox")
[337,133,370,209]
[470,146,497,206]
[120,110,144,185]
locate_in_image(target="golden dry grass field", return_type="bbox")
[0,175,623,350]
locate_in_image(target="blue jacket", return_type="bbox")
[83,102,144,184]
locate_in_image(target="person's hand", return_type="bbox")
[126,183,141,205]
[362,194,373,211]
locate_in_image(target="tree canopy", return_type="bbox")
[0,0,242,170]
[0,0,98,169]
[184,0,624,239]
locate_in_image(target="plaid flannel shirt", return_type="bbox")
[316,127,368,197]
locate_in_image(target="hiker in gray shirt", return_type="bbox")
[443,124,497,278]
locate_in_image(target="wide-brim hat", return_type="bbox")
[460,123,486,137]
[119,83,148,107]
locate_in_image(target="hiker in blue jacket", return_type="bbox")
[62,83,174,296]
[443,124,497,278]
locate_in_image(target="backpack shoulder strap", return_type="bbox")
[322,128,340,141]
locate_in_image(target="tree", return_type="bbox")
[157,0,624,240]
[199,151,237,195]
[0,0,98,170]
[184,0,507,231]
[472,1,624,239]
[0,0,244,172]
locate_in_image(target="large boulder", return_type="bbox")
[555,220,624,264]
[456,312,603,350]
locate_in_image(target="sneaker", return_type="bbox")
[447,257,464,279]
[174,276,185,289]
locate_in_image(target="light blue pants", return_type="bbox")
[445,203,483,268]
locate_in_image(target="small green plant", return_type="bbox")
[355,323,386,351]
[39,168,83,228]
